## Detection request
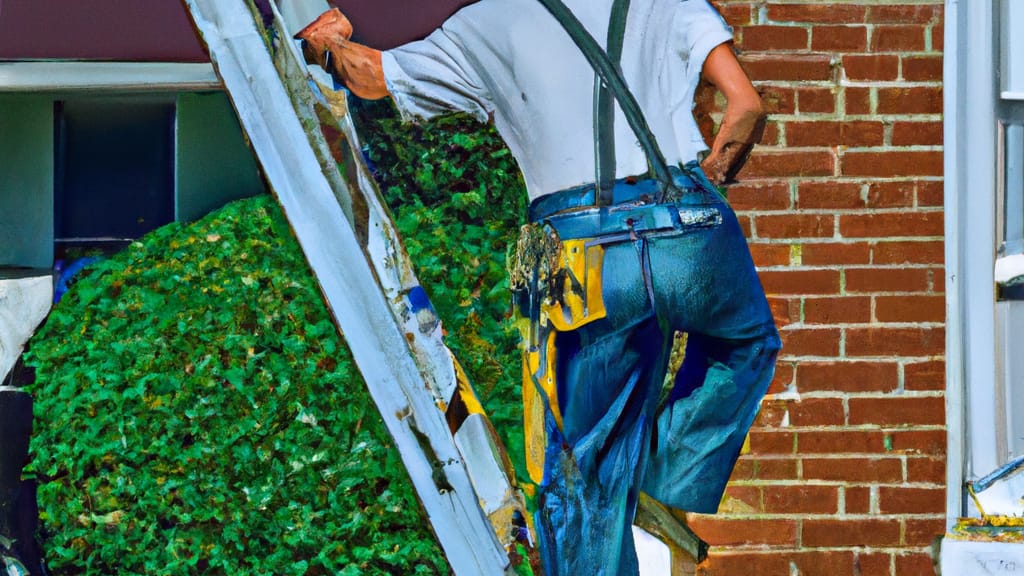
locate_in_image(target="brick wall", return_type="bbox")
[689,2,946,574]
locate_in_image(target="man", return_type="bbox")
[298,1,779,573]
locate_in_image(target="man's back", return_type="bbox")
[383,0,732,197]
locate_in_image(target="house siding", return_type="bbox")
[691,2,946,574]
[0,0,206,62]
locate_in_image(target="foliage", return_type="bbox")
[352,100,529,478]
[25,102,530,574]
[26,197,447,575]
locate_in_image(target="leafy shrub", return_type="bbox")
[352,101,528,476]
[26,103,529,574]
[26,196,449,575]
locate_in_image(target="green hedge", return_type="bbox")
[25,104,528,574]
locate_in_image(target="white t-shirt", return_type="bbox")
[381,0,732,200]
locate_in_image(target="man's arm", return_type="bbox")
[699,43,766,185]
[295,8,389,100]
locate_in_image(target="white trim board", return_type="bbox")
[0,62,221,92]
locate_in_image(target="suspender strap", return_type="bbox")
[537,0,681,199]
[593,0,630,206]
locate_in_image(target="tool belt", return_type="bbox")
[509,173,724,343]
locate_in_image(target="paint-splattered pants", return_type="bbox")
[513,165,780,575]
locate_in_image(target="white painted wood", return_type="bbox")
[946,0,1002,525]
[941,539,1024,574]
[1003,0,1024,96]
[0,62,220,92]
[944,0,967,528]
[633,526,672,576]
[0,274,52,382]
[182,1,511,573]
[997,302,1024,462]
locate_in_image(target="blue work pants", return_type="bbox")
[519,166,780,575]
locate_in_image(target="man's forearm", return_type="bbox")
[296,8,389,100]
[700,44,766,185]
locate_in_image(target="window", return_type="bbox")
[946,0,1024,522]
[53,96,176,254]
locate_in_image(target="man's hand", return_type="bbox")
[295,8,389,100]
[699,44,766,185]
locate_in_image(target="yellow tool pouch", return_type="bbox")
[508,222,608,483]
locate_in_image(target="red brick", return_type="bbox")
[872,25,926,52]
[760,86,797,115]
[768,296,801,326]
[803,457,903,483]
[764,484,838,514]
[780,327,841,357]
[875,295,945,323]
[878,487,945,514]
[904,360,945,391]
[929,267,946,293]
[889,430,946,455]
[761,269,841,295]
[843,54,899,81]
[798,429,886,454]
[846,487,872,514]
[803,518,901,547]
[737,214,753,237]
[798,361,899,393]
[839,212,944,238]
[905,518,947,546]
[894,553,936,576]
[740,54,834,82]
[846,87,872,115]
[867,181,916,208]
[749,430,795,455]
[730,458,755,481]
[788,120,885,147]
[770,361,796,393]
[798,87,836,114]
[804,296,871,324]
[757,213,834,238]
[856,552,892,576]
[760,121,781,145]
[791,552,857,576]
[812,25,868,51]
[715,3,755,27]
[848,396,946,426]
[877,87,943,114]
[741,25,809,51]
[789,397,845,426]
[744,150,835,178]
[906,456,946,484]
[768,4,867,24]
[798,181,863,209]
[903,55,943,82]
[750,243,793,268]
[721,484,762,512]
[918,181,944,207]
[756,400,789,427]
[868,5,944,25]
[892,121,943,146]
[802,242,871,265]
[727,181,791,211]
[932,23,944,51]
[756,458,799,480]
[687,517,797,546]
[845,267,930,293]
[697,552,790,576]
[846,327,945,357]
[841,151,944,178]
[873,240,945,265]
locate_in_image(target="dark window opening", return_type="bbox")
[53,97,176,258]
